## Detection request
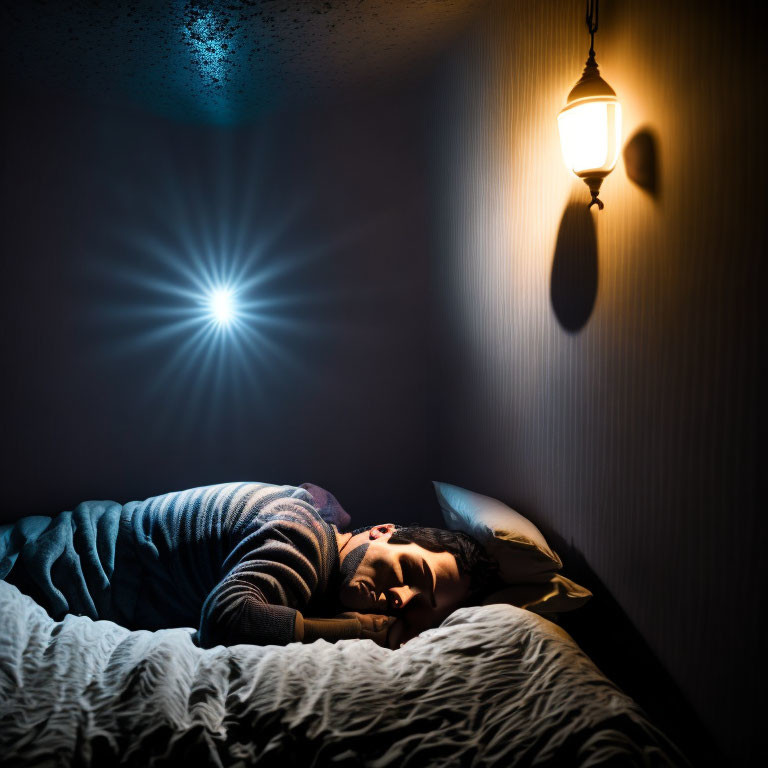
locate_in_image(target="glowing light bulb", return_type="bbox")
[209,288,235,326]
[558,100,621,175]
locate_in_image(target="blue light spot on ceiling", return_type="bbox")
[184,9,229,86]
[1,1,489,125]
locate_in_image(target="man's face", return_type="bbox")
[338,524,471,630]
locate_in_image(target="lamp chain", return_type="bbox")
[586,0,599,57]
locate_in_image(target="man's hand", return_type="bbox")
[335,612,400,647]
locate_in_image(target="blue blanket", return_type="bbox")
[0,482,348,646]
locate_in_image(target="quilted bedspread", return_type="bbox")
[0,581,685,767]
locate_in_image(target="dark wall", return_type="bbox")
[427,0,763,764]
[0,80,437,527]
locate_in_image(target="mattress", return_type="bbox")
[0,581,685,766]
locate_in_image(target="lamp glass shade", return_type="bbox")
[557,98,621,177]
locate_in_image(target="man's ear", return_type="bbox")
[369,524,396,540]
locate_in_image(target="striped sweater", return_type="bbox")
[0,483,342,647]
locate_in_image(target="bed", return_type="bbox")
[0,580,685,767]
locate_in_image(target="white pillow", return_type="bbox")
[434,481,562,583]
[434,481,592,613]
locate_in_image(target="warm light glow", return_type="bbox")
[558,99,622,176]
[209,288,235,326]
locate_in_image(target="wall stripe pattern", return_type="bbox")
[427,0,763,762]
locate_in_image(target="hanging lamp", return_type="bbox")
[557,0,622,210]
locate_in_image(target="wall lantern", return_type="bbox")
[557,0,621,210]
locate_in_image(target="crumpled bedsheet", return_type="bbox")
[0,581,685,767]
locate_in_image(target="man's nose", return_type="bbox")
[389,585,423,611]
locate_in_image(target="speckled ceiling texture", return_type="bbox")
[2,0,489,123]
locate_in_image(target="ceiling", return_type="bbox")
[2,0,489,123]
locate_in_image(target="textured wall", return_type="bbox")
[0,79,437,526]
[428,0,763,763]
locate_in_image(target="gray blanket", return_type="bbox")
[0,581,684,767]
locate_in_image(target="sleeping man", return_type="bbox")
[0,482,497,649]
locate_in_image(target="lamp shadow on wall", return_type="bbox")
[623,127,660,199]
[550,194,598,333]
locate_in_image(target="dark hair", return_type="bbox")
[387,525,500,604]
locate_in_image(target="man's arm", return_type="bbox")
[198,583,396,647]
[198,501,339,648]
[198,578,300,647]
[296,612,398,645]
